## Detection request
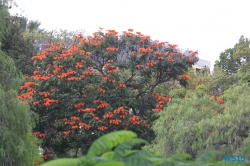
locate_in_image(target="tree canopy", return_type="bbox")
[18,28,199,159]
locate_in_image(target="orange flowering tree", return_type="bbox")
[18,28,198,159]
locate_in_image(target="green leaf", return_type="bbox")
[86,131,137,158]
[102,151,115,160]
[122,156,155,166]
[195,150,223,163]
[40,158,82,166]
[167,153,192,161]
[114,138,148,159]
[95,161,124,166]
[242,146,250,156]
[125,150,154,158]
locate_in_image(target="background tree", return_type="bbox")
[0,49,41,165]
[145,82,250,161]
[1,0,85,77]
[186,66,237,96]
[214,48,241,75]
[19,28,199,159]
[215,35,250,76]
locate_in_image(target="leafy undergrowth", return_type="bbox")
[40,130,250,166]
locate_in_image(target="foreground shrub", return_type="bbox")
[41,130,250,166]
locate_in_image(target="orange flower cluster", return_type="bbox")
[82,71,92,76]
[103,112,113,119]
[152,93,170,101]
[109,119,121,125]
[39,92,50,97]
[24,82,36,87]
[168,58,175,63]
[31,74,52,81]
[98,126,108,131]
[137,54,143,59]
[151,93,170,112]
[129,116,141,125]
[20,86,26,90]
[102,77,115,83]
[57,69,77,79]
[158,56,164,60]
[146,60,157,67]
[208,131,214,135]
[72,125,79,129]
[70,116,80,121]
[18,87,36,100]
[33,101,40,105]
[75,62,83,68]
[107,60,114,63]
[168,44,178,49]
[74,102,85,108]
[64,121,76,125]
[97,103,109,109]
[189,50,198,55]
[187,56,194,63]
[43,98,58,107]
[136,64,143,69]
[119,84,126,88]
[113,106,128,116]
[144,123,150,129]
[97,88,106,93]
[79,122,92,129]
[217,98,223,104]
[53,65,63,75]
[63,130,72,135]
[42,154,50,160]
[106,48,118,52]
[107,69,119,74]
[139,48,153,53]
[123,32,135,37]
[68,77,82,81]
[34,132,46,138]
[181,75,190,81]
[150,42,166,48]
[78,108,96,113]
[105,30,119,37]
[31,49,49,61]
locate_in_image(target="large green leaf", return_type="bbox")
[122,156,155,166]
[195,150,223,163]
[102,151,115,160]
[166,153,192,162]
[40,158,82,166]
[125,150,155,158]
[114,138,148,159]
[242,146,250,156]
[94,161,124,166]
[86,131,137,158]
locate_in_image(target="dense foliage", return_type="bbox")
[0,50,41,165]
[18,28,199,158]
[41,130,250,166]
[145,83,250,162]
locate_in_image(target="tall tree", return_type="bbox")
[0,49,41,166]
[19,29,199,159]
[215,35,250,75]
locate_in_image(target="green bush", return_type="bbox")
[0,50,41,165]
[145,84,250,163]
[40,130,250,166]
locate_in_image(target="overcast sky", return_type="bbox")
[10,0,250,71]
